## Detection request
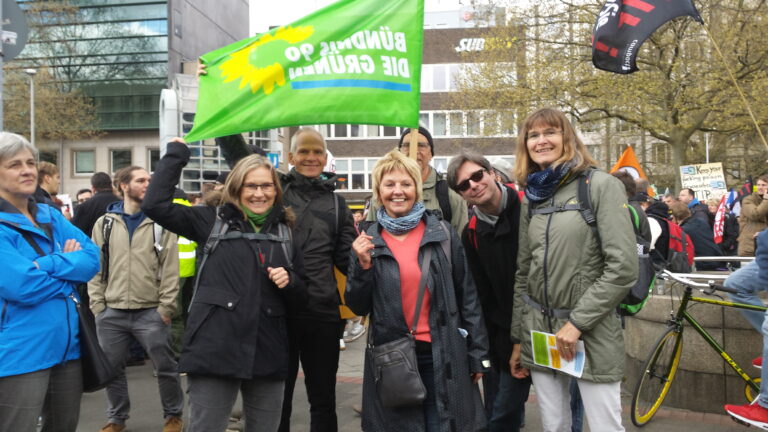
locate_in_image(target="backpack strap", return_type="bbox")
[152,222,164,256]
[100,216,115,283]
[277,222,294,270]
[435,179,453,223]
[577,168,599,240]
[627,204,640,230]
[438,220,452,268]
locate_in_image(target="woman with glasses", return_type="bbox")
[143,138,307,432]
[346,149,490,432]
[509,108,637,431]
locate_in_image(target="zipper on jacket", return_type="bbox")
[0,300,7,332]
[541,198,555,334]
[61,294,75,364]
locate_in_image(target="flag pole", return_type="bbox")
[700,24,768,153]
[409,128,419,161]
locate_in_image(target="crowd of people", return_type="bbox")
[1,105,767,432]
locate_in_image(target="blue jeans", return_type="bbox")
[570,379,584,432]
[487,369,531,432]
[0,359,82,432]
[726,261,766,332]
[417,350,439,432]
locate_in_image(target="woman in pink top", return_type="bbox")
[346,149,490,432]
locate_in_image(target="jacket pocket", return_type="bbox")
[184,287,242,345]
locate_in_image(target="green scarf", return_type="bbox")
[240,205,272,233]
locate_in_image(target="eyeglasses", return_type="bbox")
[454,169,486,192]
[242,182,275,193]
[399,142,430,152]
[526,129,562,143]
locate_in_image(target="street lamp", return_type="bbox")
[24,68,36,149]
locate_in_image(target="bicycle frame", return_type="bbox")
[671,285,767,395]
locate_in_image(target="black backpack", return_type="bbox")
[528,169,655,317]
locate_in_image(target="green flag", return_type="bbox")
[184,0,424,142]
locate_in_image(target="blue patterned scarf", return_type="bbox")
[524,162,574,204]
[377,201,426,235]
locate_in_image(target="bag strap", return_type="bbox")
[100,216,114,283]
[409,247,432,334]
[435,179,453,223]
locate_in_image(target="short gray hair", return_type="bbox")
[0,132,37,163]
[290,127,327,153]
[446,150,492,191]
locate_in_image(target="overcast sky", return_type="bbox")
[250,0,468,35]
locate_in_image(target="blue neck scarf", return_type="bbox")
[377,201,426,235]
[524,162,573,204]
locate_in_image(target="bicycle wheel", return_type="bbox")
[631,326,684,427]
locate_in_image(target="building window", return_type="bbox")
[73,150,95,175]
[148,148,160,173]
[39,150,58,165]
[110,149,132,173]
[449,112,464,136]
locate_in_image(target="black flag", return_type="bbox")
[592,0,703,74]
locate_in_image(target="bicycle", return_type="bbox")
[630,270,767,427]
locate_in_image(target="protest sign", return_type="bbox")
[679,162,727,201]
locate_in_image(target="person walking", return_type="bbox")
[0,132,100,432]
[143,139,308,432]
[346,149,490,432]
[510,108,637,432]
[88,166,184,432]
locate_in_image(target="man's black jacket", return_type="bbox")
[460,183,521,372]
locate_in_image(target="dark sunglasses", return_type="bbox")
[455,169,486,192]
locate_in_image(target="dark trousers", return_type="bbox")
[0,360,82,432]
[483,367,532,432]
[278,318,345,432]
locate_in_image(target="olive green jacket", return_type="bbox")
[511,170,637,382]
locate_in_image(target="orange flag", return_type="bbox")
[610,146,654,197]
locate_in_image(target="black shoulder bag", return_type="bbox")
[367,247,432,409]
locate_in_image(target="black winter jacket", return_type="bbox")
[143,142,308,380]
[346,212,490,431]
[280,168,356,321]
[72,190,119,238]
[461,183,520,373]
[646,201,671,268]
[681,216,725,270]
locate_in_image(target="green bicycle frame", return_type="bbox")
[673,286,767,395]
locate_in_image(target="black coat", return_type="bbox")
[681,216,725,270]
[461,184,520,373]
[346,212,490,432]
[143,142,308,380]
[71,190,119,237]
[280,168,357,321]
[646,201,671,268]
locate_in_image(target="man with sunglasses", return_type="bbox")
[366,126,468,234]
[447,151,530,432]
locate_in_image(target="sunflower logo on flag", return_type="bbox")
[219,26,314,95]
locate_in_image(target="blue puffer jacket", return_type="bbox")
[0,198,100,377]
[756,229,768,285]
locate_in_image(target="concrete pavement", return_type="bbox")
[76,335,750,431]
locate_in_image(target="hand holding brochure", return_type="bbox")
[530,330,586,378]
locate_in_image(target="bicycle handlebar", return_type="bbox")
[661,270,738,294]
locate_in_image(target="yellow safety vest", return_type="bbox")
[173,198,197,278]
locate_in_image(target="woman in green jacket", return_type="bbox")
[509,108,637,432]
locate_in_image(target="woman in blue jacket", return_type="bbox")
[0,132,100,432]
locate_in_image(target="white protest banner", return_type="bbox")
[679,162,727,201]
